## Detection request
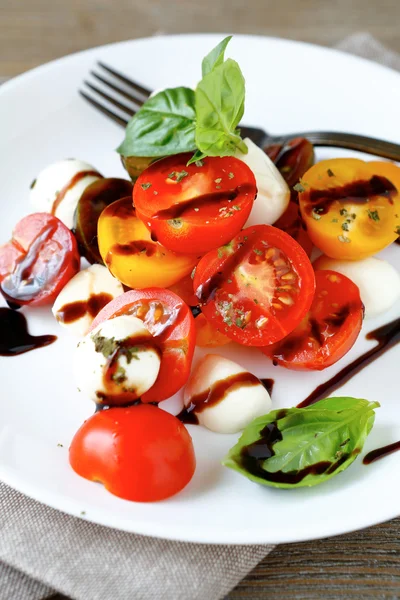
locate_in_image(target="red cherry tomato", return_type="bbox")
[0,213,80,306]
[70,404,196,502]
[193,224,315,347]
[168,273,199,307]
[274,201,314,257]
[90,288,195,403]
[262,270,363,370]
[133,153,257,255]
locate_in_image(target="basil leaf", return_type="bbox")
[201,35,232,77]
[117,87,196,157]
[195,58,248,158]
[223,397,379,489]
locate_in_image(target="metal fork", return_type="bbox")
[80,62,400,161]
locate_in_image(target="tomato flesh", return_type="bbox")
[262,270,363,370]
[69,404,196,502]
[133,153,257,255]
[168,273,199,307]
[193,224,315,346]
[90,288,195,403]
[98,197,198,288]
[0,213,80,306]
[194,313,231,347]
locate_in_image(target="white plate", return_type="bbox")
[1,34,400,545]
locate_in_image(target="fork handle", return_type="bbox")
[273,131,400,162]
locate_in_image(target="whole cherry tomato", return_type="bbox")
[70,404,196,502]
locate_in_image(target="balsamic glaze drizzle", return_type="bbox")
[298,317,400,408]
[0,307,56,356]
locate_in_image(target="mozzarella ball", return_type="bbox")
[314,255,400,318]
[52,265,124,336]
[184,354,272,433]
[74,315,161,403]
[234,138,290,226]
[30,159,102,229]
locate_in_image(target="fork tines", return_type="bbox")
[80,61,152,127]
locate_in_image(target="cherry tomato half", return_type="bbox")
[70,404,196,502]
[98,197,198,288]
[298,158,400,259]
[133,153,257,255]
[264,137,315,190]
[193,225,315,347]
[262,270,363,370]
[0,213,79,306]
[274,201,314,257]
[168,273,199,307]
[75,177,133,264]
[195,313,231,347]
[90,288,195,403]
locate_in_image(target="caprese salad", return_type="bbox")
[1,37,400,503]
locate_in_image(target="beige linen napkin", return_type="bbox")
[0,32,398,600]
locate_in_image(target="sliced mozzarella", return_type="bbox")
[314,255,400,318]
[52,265,124,336]
[30,159,102,229]
[184,354,272,433]
[234,138,290,226]
[74,315,161,403]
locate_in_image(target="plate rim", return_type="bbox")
[1,32,400,545]
[2,32,400,100]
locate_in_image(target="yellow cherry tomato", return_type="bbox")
[298,158,400,259]
[98,197,198,288]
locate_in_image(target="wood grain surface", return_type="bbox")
[2,0,400,598]
[2,0,400,76]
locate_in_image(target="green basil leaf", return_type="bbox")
[195,58,248,158]
[201,35,232,77]
[222,397,379,489]
[116,87,197,157]
[186,149,207,166]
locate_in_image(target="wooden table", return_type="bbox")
[2,0,400,597]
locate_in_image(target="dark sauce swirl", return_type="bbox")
[0,307,56,356]
[298,317,400,408]
[105,241,157,267]
[56,293,113,324]
[305,175,396,215]
[1,225,58,304]
[363,441,400,465]
[51,170,101,216]
[152,185,253,220]
[177,372,263,425]
[237,410,359,484]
